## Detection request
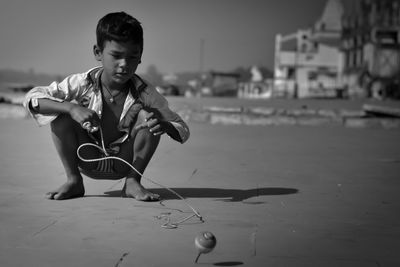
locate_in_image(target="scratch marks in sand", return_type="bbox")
[250,224,258,256]
[32,220,58,237]
[189,168,198,180]
[114,252,129,267]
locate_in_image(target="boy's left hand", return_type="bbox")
[134,112,170,136]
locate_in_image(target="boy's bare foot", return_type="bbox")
[123,178,160,201]
[45,180,85,200]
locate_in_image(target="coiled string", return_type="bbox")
[77,124,203,229]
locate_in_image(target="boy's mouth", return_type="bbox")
[115,72,129,78]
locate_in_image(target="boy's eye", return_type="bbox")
[110,54,139,61]
[111,54,122,59]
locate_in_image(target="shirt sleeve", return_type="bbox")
[23,72,87,126]
[142,86,190,144]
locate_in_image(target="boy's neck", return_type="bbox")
[100,72,128,92]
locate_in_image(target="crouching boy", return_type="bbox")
[23,12,189,201]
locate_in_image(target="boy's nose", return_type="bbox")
[118,58,128,67]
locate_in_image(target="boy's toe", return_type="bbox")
[144,193,160,202]
[45,191,68,200]
[151,193,161,201]
[45,192,57,200]
[53,193,64,200]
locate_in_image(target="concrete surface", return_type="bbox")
[1,118,400,267]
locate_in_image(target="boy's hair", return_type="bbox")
[96,12,143,51]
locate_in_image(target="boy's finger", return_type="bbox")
[152,131,164,136]
[146,118,158,128]
[145,112,154,121]
[149,124,160,133]
[135,118,159,131]
[150,124,165,135]
[134,122,148,130]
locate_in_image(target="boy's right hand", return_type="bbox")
[68,104,100,128]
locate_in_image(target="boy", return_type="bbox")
[23,12,190,201]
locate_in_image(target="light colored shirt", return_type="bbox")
[23,66,190,146]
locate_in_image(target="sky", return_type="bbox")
[0,0,329,76]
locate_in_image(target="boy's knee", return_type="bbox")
[131,110,160,142]
[51,114,75,133]
[128,109,161,147]
[136,109,150,125]
[131,109,152,137]
[134,124,161,143]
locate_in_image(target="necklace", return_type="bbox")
[102,84,126,103]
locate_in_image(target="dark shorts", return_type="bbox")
[79,157,125,179]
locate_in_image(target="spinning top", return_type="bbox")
[194,231,217,263]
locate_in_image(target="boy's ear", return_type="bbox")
[93,45,103,61]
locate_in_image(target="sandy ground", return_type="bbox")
[1,116,400,267]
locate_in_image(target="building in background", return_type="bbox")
[238,66,274,99]
[210,71,240,97]
[274,0,344,98]
[274,0,400,99]
[341,0,400,99]
[159,0,400,99]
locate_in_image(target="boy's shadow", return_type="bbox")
[95,187,298,202]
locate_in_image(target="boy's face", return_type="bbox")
[94,40,142,85]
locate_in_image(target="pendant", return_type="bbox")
[109,97,114,103]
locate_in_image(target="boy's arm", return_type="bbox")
[163,121,184,142]
[142,87,190,144]
[135,112,183,143]
[23,72,88,126]
[31,98,99,126]
[30,98,75,114]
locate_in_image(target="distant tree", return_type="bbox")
[232,67,251,82]
[258,66,273,79]
[231,66,273,82]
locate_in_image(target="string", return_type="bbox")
[101,82,127,103]
[77,126,204,229]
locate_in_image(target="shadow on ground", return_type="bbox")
[214,262,244,266]
[87,187,298,202]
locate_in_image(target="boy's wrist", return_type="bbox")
[65,102,76,114]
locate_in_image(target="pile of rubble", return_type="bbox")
[178,104,400,129]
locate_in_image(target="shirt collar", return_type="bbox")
[86,67,148,96]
